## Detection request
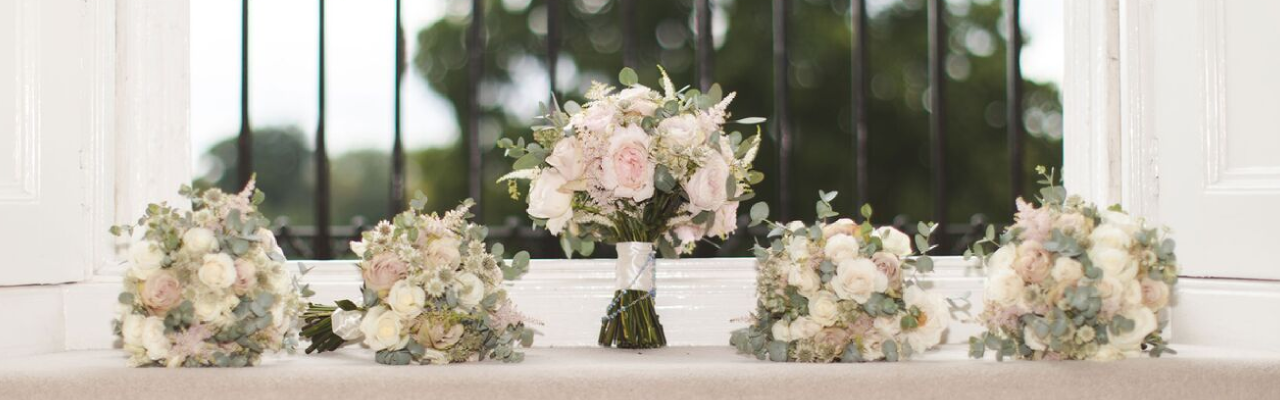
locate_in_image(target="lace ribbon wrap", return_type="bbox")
[331,309,365,341]
[615,242,656,292]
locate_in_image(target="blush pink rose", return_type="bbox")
[1012,240,1052,284]
[232,259,257,295]
[869,252,903,291]
[684,153,730,213]
[673,224,706,246]
[1141,278,1170,310]
[600,125,655,202]
[362,253,408,294]
[141,270,183,314]
[707,201,740,237]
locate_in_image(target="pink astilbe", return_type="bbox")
[1013,198,1052,242]
[170,324,213,362]
[491,299,542,331]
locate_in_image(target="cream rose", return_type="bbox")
[1100,210,1140,234]
[1051,257,1084,285]
[771,320,793,342]
[658,114,704,149]
[685,153,730,213]
[874,227,912,257]
[601,125,655,202]
[193,292,237,325]
[1054,212,1092,239]
[360,306,408,351]
[454,272,486,309]
[362,253,408,294]
[526,169,574,235]
[808,291,841,327]
[985,269,1026,306]
[987,244,1017,275]
[141,270,183,314]
[1012,241,1052,284]
[141,316,170,361]
[232,259,257,295]
[1140,278,1170,310]
[616,86,659,116]
[1109,307,1157,354]
[1090,224,1134,250]
[822,218,857,239]
[128,240,165,280]
[423,235,463,269]
[870,252,903,291]
[832,259,887,303]
[546,138,586,182]
[903,286,950,352]
[416,320,465,350]
[788,316,823,340]
[198,253,237,290]
[823,234,861,264]
[121,314,146,348]
[1089,247,1138,281]
[574,103,618,136]
[388,279,426,318]
[787,265,821,297]
[181,227,219,255]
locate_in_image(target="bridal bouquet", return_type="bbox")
[300,198,536,365]
[968,167,1179,361]
[498,66,762,348]
[731,192,950,362]
[111,180,308,367]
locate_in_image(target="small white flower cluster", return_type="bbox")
[502,66,761,254]
[972,170,1179,361]
[337,201,535,365]
[113,181,306,368]
[733,214,949,363]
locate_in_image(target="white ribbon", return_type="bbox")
[331,309,365,341]
[615,242,656,292]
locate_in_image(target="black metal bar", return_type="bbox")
[622,0,636,69]
[467,0,485,221]
[315,0,332,259]
[773,0,791,221]
[695,0,713,91]
[391,0,406,214]
[1005,0,1024,209]
[547,0,559,103]
[927,0,948,248]
[852,0,869,210]
[238,0,252,188]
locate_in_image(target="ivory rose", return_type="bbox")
[141,316,170,360]
[129,240,165,280]
[360,306,408,351]
[787,265,821,298]
[987,244,1017,275]
[1012,241,1052,284]
[416,320,465,350]
[362,253,408,294]
[574,103,617,136]
[388,280,426,318]
[832,259,887,303]
[823,234,861,264]
[873,227,912,257]
[600,125,655,202]
[822,218,857,239]
[788,316,823,340]
[808,291,841,326]
[1089,246,1138,281]
[198,253,237,290]
[658,114,703,148]
[1108,307,1157,354]
[1051,257,1084,285]
[454,272,486,309]
[546,138,586,182]
[141,270,183,314]
[526,170,574,235]
[181,227,219,255]
[616,86,659,116]
[985,269,1026,306]
[1090,224,1134,250]
[685,153,730,213]
[423,235,463,269]
[121,314,145,348]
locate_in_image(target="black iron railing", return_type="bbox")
[234,0,1026,260]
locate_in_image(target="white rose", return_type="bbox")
[425,236,463,268]
[874,227,912,257]
[684,153,730,213]
[1090,224,1134,250]
[616,86,659,116]
[194,292,237,325]
[808,291,841,326]
[388,279,425,319]
[360,306,409,351]
[121,313,146,347]
[1100,210,1140,234]
[141,316,170,361]
[903,286,950,352]
[788,316,823,340]
[771,320,793,342]
[198,253,237,290]
[658,114,704,148]
[822,218,858,239]
[985,269,1026,306]
[1089,247,1138,281]
[988,244,1017,275]
[831,259,887,304]
[256,228,282,255]
[787,236,811,261]
[527,169,574,235]
[1023,325,1047,351]
[546,138,586,182]
[128,240,165,280]
[453,272,486,309]
[600,125,655,202]
[181,227,219,255]
[787,265,821,297]
[1051,257,1084,284]
[1109,307,1157,355]
[574,103,618,136]
[823,234,861,264]
[1121,279,1144,310]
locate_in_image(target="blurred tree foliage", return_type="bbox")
[198,0,1061,258]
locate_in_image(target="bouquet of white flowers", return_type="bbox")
[498,66,763,349]
[111,180,308,367]
[967,167,1179,361]
[300,198,536,365]
[732,192,950,362]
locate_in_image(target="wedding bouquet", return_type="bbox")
[731,192,950,362]
[111,180,308,367]
[300,198,536,365]
[967,167,1179,361]
[498,66,763,348]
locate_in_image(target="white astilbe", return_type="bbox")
[585,81,616,101]
[496,168,539,182]
[707,92,737,125]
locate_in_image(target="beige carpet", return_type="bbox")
[1,345,1278,399]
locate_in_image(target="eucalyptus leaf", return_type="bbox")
[732,117,767,125]
[618,67,638,86]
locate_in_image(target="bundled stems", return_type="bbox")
[301,303,348,354]
[598,289,667,349]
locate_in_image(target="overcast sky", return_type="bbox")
[190,0,1062,176]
